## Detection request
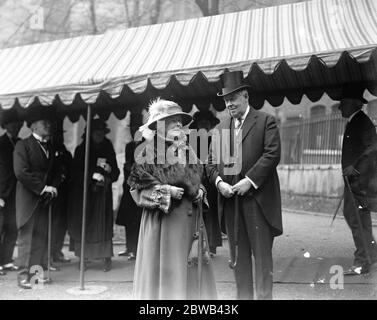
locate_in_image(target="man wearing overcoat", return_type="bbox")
[206,71,283,300]
[0,109,23,275]
[13,106,58,289]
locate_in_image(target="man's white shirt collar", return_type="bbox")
[32,132,47,143]
[348,110,361,123]
[235,105,250,128]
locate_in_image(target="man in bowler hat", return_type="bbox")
[13,105,59,288]
[337,84,377,275]
[0,109,23,275]
[206,71,282,299]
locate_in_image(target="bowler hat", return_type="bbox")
[189,110,220,129]
[335,83,368,104]
[26,105,55,127]
[142,98,192,130]
[217,71,251,97]
[0,108,22,127]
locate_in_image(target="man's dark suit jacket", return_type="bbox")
[206,107,283,236]
[13,135,55,229]
[342,111,377,207]
[0,134,18,201]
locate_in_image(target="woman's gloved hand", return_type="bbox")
[193,188,204,203]
[170,186,184,200]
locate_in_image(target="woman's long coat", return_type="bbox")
[128,142,217,300]
[68,137,120,258]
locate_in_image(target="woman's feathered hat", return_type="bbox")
[141,98,192,131]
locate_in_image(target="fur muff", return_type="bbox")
[128,141,204,200]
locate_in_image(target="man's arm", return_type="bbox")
[245,115,281,187]
[13,141,46,195]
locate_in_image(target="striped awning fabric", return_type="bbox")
[0,0,376,114]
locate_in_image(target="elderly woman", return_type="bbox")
[68,119,120,272]
[128,99,217,300]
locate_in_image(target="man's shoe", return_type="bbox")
[0,268,6,276]
[127,252,136,261]
[344,265,370,276]
[118,250,128,257]
[3,263,19,271]
[43,265,60,272]
[18,278,32,289]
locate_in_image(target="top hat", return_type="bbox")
[0,108,23,127]
[26,105,56,127]
[189,110,220,129]
[142,98,192,130]
[335,83,368,104]
[90,118,110,134]
[217,71,251,97]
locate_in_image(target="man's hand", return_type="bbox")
[170,186,185,200]
[0,198,5,208]
[232,178,252,196]
[343,165,360,177]
[218,181,234,198]
[43,186,58,198]
[92,173,105,182]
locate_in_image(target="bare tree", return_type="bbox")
[89,0,98,34]
[194,0,219,16]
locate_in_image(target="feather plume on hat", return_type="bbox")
[139,98,192,140]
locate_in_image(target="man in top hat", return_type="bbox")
[206,71,282,300]
[189,110,222,256]
[13,105,59,288]
[0,109,23,275]
[336,84,377,275]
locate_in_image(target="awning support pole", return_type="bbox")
[80,104,92,290]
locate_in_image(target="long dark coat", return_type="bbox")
[0,134,18,201]
[68,137,120,258]
[13,135,55,229]
[206,107,283,237]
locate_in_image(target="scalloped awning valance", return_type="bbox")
[0,0,376,120]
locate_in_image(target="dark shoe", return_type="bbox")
[18,278,32,289]
[43,265,60,272]
[0,266,6,276]
[127,252,136,261]
[103,258,111,272]
[2,263,19,271]
[344,265,370,276]
[118,250,128,257]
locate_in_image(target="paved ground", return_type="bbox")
[0,210,377,300]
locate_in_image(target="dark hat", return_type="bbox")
[189,110,220,129]
[217,71,251,97]
[335,83,368,104]
[26,105,55,127]
[0,108,23,127]
[90,118,110,134]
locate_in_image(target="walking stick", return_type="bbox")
[344,176,372,265]
[197,198,203,299]
[47,201,52,283]
[229,195,239,269]
[330,192,344,227]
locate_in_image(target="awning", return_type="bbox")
[0,0,377,117]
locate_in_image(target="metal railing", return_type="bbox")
[279,113,347,165]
